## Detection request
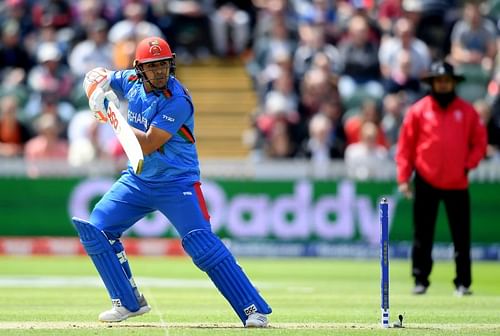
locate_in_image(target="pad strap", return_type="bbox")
[72,217,140,312]
[182,229,272,323]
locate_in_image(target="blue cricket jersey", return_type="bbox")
[109,70,200,184]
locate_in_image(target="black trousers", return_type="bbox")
[412,173,471,288]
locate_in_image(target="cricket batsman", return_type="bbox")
[75,36,271,327]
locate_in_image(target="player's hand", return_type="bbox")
[398,182,413,200]
[83,67,120,123]
[83,67,111,98]
[89,89,120,123]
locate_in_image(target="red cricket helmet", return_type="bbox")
[133,36,176,90]
[134,36,174,64]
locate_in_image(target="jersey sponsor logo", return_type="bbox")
[162,115,175,122]
[183,191,192,196]
[244,304,257,316]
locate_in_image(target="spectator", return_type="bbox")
[23,19,67,60]
[402,0,456,60]
[379,17,431,81]
[488,87,500,159]
[71,0,108,44]
[67,109,118,167]
[27,42,74,102]
[263,117,297,158]
[24,84,76,129]
[24,42,76,126]
[311,97,347,159]
[0,0,34,39]
[31,0,73,30]
[293,23,340,79]
[474,99,500,160]
[346,0,384,45]
[24,113,68,161]
[69,19,113,78]
[0,95,31,157]
[251,0,298,45]
[302,112,335,177]
[296,0,339,44]
[256,89,300,146]
[0,68,30,109]
[449,1,497,73]
[337,14,383,102]
[163,0,214,62]
[210,0,254,57]
[344,98,388,147]
[112,34,137,70]
[246,15,296,101]
[264,70,299,117]
[0,20,34,75]
[383,49,424,103]
[345,121,389,180]
[108,2,163,45]
[311,50,338,80]
[381,92,406,155]
[300,109,342,162]
[377,0,404,35]
[450,0,498,103]
[298,67,336,120]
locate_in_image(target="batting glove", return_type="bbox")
[83,67,111,96]
[83,67,120,123]
[88,88,120,123]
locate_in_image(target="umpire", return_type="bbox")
[396,61,487,296]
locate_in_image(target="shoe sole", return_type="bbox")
[99,305,151,323]
[412,290,427,295]
[245,317,269,328]
[245,322,268,328]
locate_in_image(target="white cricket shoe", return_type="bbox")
[99,294,151,322]
[455,285,473,297]
[245,313,269,328]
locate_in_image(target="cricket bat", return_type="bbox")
[103,98,144,174]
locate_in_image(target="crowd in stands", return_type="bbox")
[0,0,499,179]
[246,0,500,178]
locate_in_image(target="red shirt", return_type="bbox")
[344,116,389,148]
[396,95,487,189]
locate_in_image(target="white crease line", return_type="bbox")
[0,276,213,288]
[142,287,170,336]
[0,276,275,289]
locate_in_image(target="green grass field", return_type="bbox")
[0,256,499,336]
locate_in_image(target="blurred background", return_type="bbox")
[0,0,499,259]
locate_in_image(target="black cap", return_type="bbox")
[421,61,465,84]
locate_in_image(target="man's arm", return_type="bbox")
[466,108,488,170]
[84,69,145,174]
[132,126,172,155]
[395,106,418,198]
[138,96,194,155]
